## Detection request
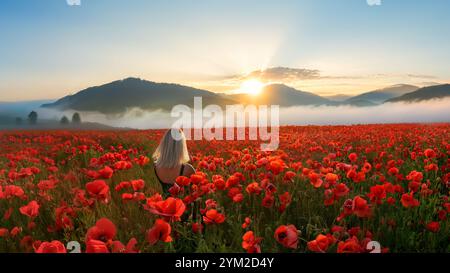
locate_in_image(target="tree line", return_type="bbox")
[15,111,82,125]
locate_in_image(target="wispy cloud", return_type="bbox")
[244,67,321,81]
[221,67,439,83]
[407,74,438,79]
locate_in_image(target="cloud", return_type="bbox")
[220,67,440,86]
[243,67,321,81]
[407,74,438,79]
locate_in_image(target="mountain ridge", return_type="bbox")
[345,84,419,104]
[40,77,449,114]
[385,84,450,103]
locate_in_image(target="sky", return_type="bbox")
[0,0,449,101]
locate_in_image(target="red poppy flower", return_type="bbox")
[135,155,150,166]
[54,205,76,231]
[86,180,110,201]
[122,193,134,201]
[203,209,226,225]
[406,171,423,182]
[333,183,349,198]
[19,200,40,218]
[113,161,132,170]
[307,234,330,253]
[262,194,275,208]
[35,241,66,253]
[115,181,131,192]
[212,175,226,190]
[352,196,372,218]
[368,184,386,204]
[86,239,109,253]
[0,228,9,237]
[225,174,241,188]
[274,225,298,249]
[348,153,358,162]
[8,227,21,239]
[401,192,420,208]
[190,173,204,185]
[242,217,251,229]
[246,182,263,195]
[267,160,285,175]
[175,176,191,187]
[242,231,262,253]
[424,149,436,158]
[111,238,139,253]
[308,172,323,188]
[98,166,114,179]
[147,219,172,245]
[337,236,364,253]
[425,163,438,172]
[283,171,296,183]
[279,191,292,213]
[2,185,25,199]
[86,218,117,243]
[192,223,204,234]
[131,179,145,191]
[146,197,186,221]
[232,193,244,203]
[325,173,338,184]
[426,222,440,233]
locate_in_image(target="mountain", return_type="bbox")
[40,78,446,115]
[324,94,353,102]
[345,84,419,104]
[42,77,238,114]
[228,84,331,106]
[42,79,334,114]
[385,84,450,103]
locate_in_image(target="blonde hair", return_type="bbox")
[153,128,190,169]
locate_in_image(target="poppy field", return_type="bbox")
[0,124,449,253]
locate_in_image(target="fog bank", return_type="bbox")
[36,98,450,129]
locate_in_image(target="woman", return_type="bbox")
[152,128,195,196]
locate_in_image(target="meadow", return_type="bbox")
[0,124,448,253]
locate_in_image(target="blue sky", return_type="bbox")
[0,0,449,100]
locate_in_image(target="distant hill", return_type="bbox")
[324,94,352,102]
[345,84,419,104]
[42,77,238,114]
[228,84,331,106]
[385,84,450,103]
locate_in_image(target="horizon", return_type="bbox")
[1,0,450,101]
[2,76,444,103]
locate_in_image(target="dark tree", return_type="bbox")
[72,112,81,124]
[28,111,38,125]
[15,117,23,125]
[60,116,69,125]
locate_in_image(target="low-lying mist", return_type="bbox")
[36,98,450,129]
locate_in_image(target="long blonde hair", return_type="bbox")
[152,128,190,169]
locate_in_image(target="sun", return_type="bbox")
[239,79,264,96]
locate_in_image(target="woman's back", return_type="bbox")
[152,129,195,195]
[154,163,195,185]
